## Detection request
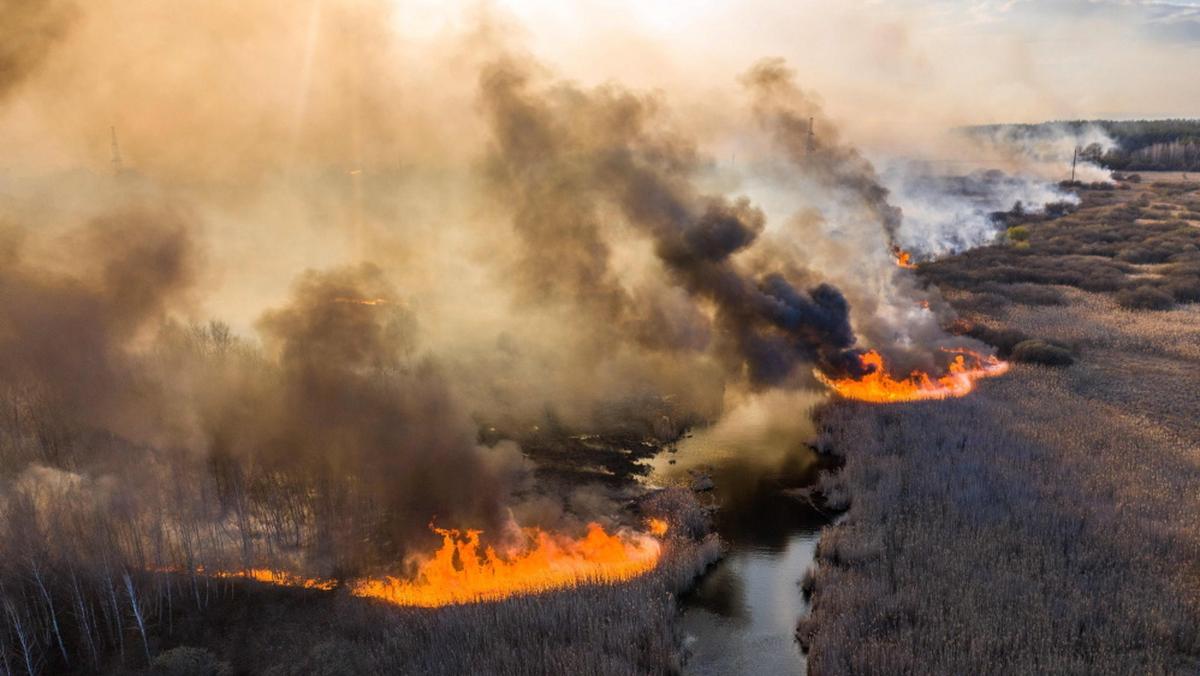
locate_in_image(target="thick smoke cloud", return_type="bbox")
[742,58,903,245]
[884,165,1078,258]
[481,59,869,384]
[964,122,1116,184]
[238,264,526,563]
[0,206,199,441]
[0,0,1019,581]
[1,218,527,570]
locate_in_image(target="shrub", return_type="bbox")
[151,647,232,676]
[1116,286,1174,310]
[1006,225,1030,243]
[962,324,1030,358]
[1010,340,1074,367]
[1165,277,1200,303]
[1043,201,1075,218]
[1117,247,1173,264]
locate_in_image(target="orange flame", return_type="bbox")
[816,349,1009,403]
[204,567,338,591]
[893,247,917,269]
[172,522,664,608]
[351,523,662,607]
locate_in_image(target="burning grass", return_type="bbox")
[801,188,1200,673]
[351,522,664,608]
[165,521,668,609]
[892,246,917,269]
[815,349,1009,403]
[803,344,1200,674]
[0,472,716,675]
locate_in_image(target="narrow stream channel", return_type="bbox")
[649,393,837,675]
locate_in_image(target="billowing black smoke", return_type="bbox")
[742,58,904,246]
[249,264,525,564]
[0,206,200,441]
[481,59,870,384]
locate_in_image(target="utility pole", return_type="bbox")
[110,126,123,176]
[806,116,815,156]
[1070,146,1078,183]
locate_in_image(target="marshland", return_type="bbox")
[2,2,1199,675]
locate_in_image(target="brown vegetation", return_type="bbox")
[802,181,1200,674]
[922,180,1200,311]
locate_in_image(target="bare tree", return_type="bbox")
[122,572,151,664]
[2,597,37,676]
[27,562,65,667]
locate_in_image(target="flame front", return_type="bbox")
[893,247,917,269]
[205,567,338,590]
[351,523,662,607]
[646,517,669,537]
[816,349,1009,403]
[175,522,664,608]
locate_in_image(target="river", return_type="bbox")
[648,390,837,675]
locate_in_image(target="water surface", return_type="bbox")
[649,404,835,676]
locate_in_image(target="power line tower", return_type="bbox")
[110,126,123,176]
[806,116,815,156]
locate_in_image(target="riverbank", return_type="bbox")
[800,179,1200,674]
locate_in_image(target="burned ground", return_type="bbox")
[801,180,1200,675]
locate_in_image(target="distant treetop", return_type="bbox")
[963,119,1200,171]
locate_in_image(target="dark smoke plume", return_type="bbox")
[0,206,199,440]
[247,264,525,564]
[481,59,870,385]
[1,213,525,572]
[742,58,903,244]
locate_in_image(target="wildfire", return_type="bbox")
[892,246,917,269]
[646,517,669,537]
[351,522,663,607]
[172,521,665,608]
[816,349,1009,403]
[205,567,337,591]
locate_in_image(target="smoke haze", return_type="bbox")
[0,0,1114,572]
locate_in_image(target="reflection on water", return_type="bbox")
[679,531,821,675]
[650,390,835,676]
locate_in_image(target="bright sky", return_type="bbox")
[394,0,1200,136]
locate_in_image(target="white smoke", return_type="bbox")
[966,122,1118,184]
[882,162,1078,258]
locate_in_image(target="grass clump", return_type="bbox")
[1010,339,1074,366]
[1116,285,1174,310]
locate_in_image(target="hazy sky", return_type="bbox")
[3,0,1198,176]
[410,0,1200,144]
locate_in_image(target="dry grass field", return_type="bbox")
[801,180,1200,675]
